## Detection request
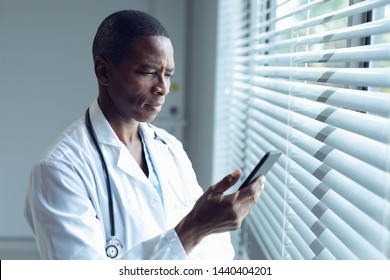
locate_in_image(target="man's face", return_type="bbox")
[103,36,175,123]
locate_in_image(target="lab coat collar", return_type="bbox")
[88,99,122,148]
[88,99,162,149]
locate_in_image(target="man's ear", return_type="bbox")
[94,56,110,86]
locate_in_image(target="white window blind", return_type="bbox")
[214,0,390,259]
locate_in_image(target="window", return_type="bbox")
[214,0,390,259]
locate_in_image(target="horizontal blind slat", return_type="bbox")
[252,66,390,88]
[248,43,390,65]
[254,0,388,42]
[253,18,390,52]
[250,78,390,117]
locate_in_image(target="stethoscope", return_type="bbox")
[85,108,123,258]
[85,107,191,258]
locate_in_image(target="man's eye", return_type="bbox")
[137,70,155,75]
[137,70,173,78]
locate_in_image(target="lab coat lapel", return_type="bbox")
[140,124,172,190]
[88,100,154,190]
[140,124,189,226]
[116,144,150,186]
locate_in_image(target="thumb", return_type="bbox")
[211,169,241,193]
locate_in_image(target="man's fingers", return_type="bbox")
[211,169,241,193]
[235,175,266,203]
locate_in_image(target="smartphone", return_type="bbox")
[238,150,282,190]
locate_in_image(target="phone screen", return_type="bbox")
[238,150,282,190]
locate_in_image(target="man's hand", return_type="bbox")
[175,169,265,254]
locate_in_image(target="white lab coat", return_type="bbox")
[24,100,235,260]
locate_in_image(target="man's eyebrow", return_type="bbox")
[139,64,175,72]
[138,64,157,69]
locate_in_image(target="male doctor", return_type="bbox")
[24,10,265,259]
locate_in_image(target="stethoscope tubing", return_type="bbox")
[85,108,116,238]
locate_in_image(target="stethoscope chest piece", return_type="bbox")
[105,238,124,259]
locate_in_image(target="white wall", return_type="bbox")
[0,0,190,258]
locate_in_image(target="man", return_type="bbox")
[24,10,265,259]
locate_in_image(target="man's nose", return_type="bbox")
[154,74,170,96]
